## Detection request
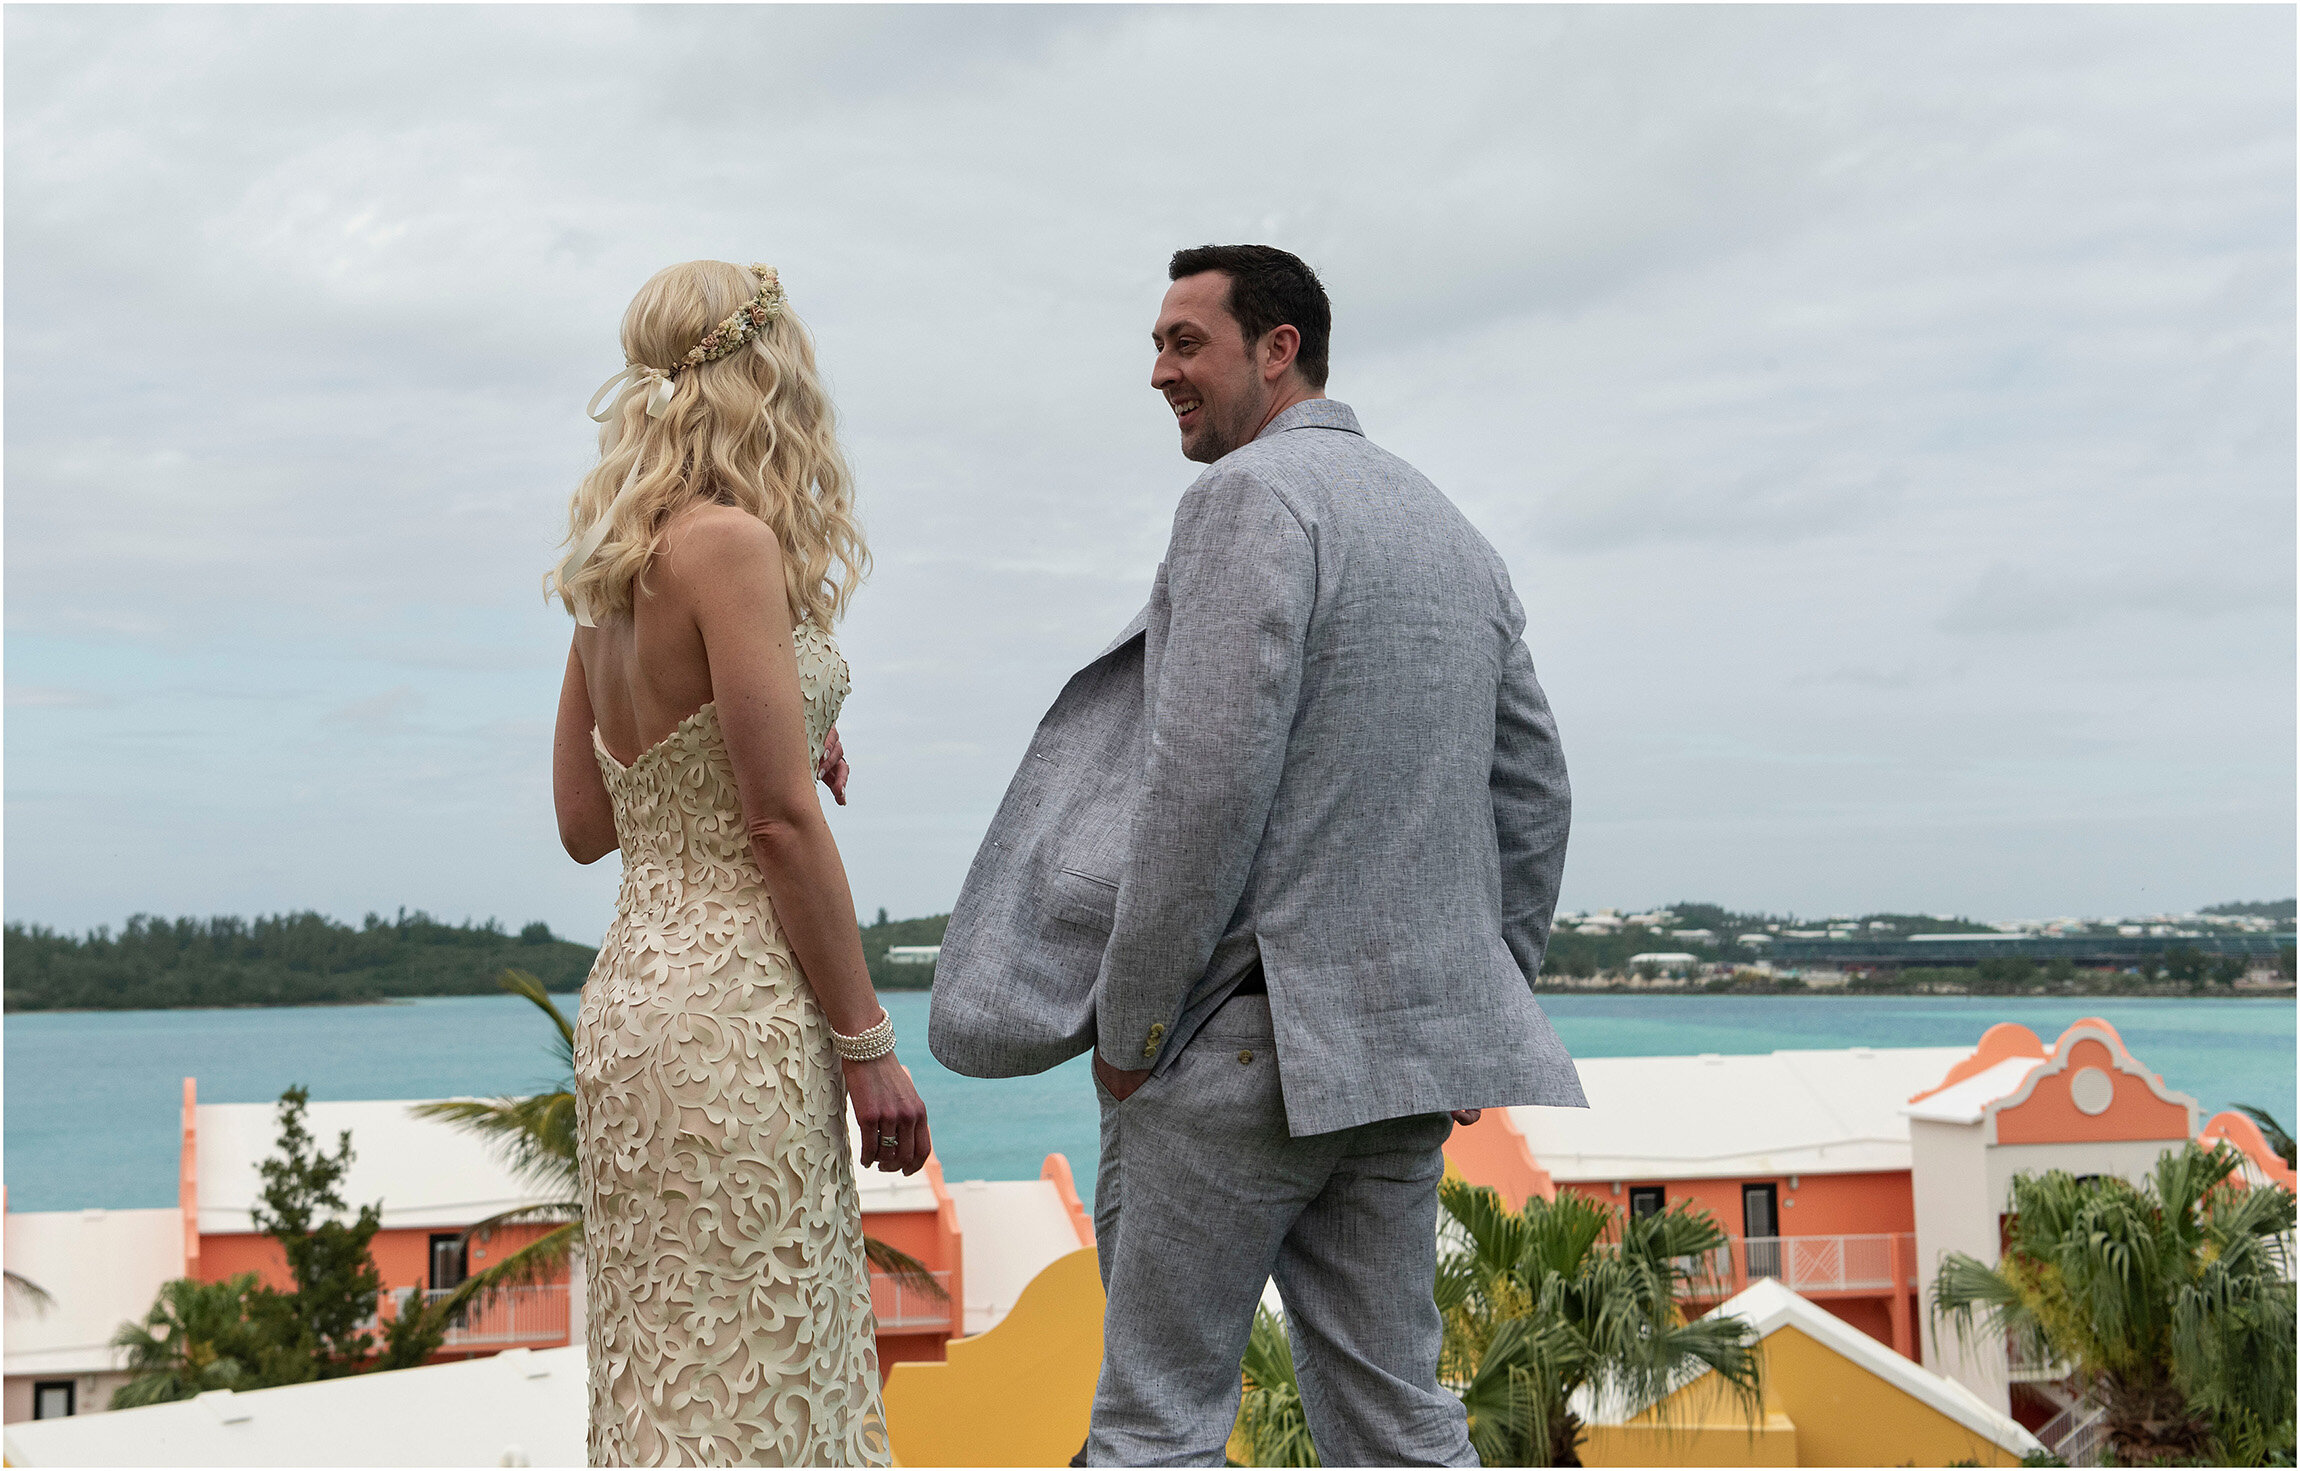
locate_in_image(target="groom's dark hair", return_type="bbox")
[1169,244,1331,389]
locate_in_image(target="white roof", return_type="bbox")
[1708,1279,2043,1457]
[196,1100,565,1234]
[197,1099,943,1234]
[944,1179,1089,1335]
[3,1208,185,1376]
[1511,1046,1970,1181]
[1901,1056,2047,1124]
[2,1344,583,1467]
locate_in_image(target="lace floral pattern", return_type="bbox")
[573,625,888,1467]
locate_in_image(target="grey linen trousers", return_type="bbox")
[1087,995,1477,1468]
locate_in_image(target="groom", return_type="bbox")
[930,244,1584,1466]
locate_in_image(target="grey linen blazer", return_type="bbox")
[930,399,1586,1135]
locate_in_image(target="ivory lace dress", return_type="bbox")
[573,622,890,1467]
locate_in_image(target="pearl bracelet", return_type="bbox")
[832,1008,896,1062]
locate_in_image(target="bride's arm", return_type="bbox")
[553,642,619,864]
[679,511,931,1175]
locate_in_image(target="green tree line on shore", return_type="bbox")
[2,911,598,1012]
[3,907,956,1011]
[12,899,2284,1011]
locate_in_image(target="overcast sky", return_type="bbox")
[6,4,2293,943]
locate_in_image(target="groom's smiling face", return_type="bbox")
[1151,271,1270,465]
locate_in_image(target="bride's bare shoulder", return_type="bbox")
[657,503,785,587]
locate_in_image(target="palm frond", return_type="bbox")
[495,968,576,1068]
[1236,1308,1320,1467]
[864,1237,949,1300]
[409,1094,578,1195]
[2232,1105,2297,1170]
[5,1269,54,1315]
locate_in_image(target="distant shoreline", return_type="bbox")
[11,981,2292,1016]
[1538,981,2297,1000]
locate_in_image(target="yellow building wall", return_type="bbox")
[1583,1411,1801,1467]
[882,1246,1102,1468]
[1761,1327,2024,1467]
[1587,1325,2026,1468]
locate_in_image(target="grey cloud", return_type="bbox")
[328,686,424,731]
[1540,463,1904,553]
[6,686,115,709]
[1939,560,2291,638]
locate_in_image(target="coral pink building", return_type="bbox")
[1442,1018,2292,1430]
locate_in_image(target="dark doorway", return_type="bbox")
[429,1233,469,1291]
[430,1232,470,1329]
[1628,1186,1665,1218]
[1742,1183,1781,1279]
[32,1381,74,1420]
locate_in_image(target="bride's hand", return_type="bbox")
[816,726,849,806]
[844,1055,930,1175]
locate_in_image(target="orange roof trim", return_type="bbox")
[2200,1110,2297,1192]
[1908,1023,2047,1104]
[1988,1021,2196,1146]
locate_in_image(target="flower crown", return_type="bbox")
[676,263,786,372]
[585,264,788,425]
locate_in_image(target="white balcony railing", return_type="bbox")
[869,1269,955,1332]
[2037,1391,2110,1467]
[1680,1233,1916,1297]
[384,1284,571,1348]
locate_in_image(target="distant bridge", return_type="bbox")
[1765,932,2295,969]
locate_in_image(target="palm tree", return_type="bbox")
[108,1274,271,1407]
[1435,1180,1763,1467]
[1236,1306,1320,1467]
[1932,1141,2296,1467]
[413,969,943,1323]
[1233,1185,1762,1467]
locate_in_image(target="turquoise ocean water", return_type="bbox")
[4,992,2291,1213]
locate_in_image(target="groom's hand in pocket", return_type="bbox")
[1093,1053,1151,1102]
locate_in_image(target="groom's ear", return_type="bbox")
[1259,323,1303,385]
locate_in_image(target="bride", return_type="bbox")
[547,259,924,1466]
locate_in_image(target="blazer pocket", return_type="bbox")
[1048,866,1120,934]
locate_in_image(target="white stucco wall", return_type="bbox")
[1909,1117,2006,1411]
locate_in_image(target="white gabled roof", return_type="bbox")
[1708,1278,2045,1457]
[3,1208,185,1377]
[1510,1046,1971,1181]
[196,1101,563,1234]
[1902,1056,2047,1124]
[197,1099,943,1235]
[2,1344,583,1468]
[944,1179,1089,1335]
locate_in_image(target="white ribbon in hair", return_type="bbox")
[554,461,648,628]
[586,363,675,423]
[559,363,674,625]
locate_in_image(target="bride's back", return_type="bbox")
[575,512,727,768]
[548,259,867,765]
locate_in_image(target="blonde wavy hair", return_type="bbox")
[547,260,867,628]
